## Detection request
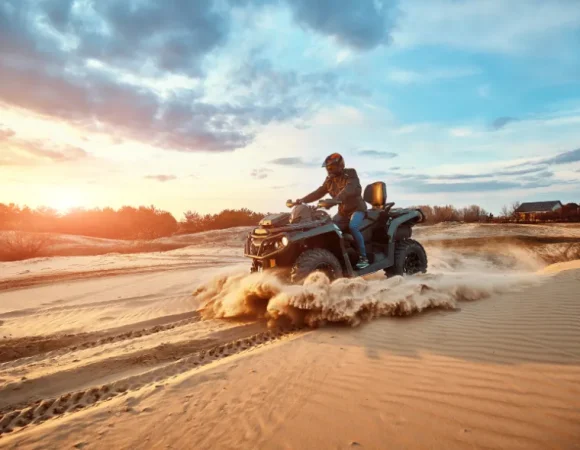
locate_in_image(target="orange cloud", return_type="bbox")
[0,126,89,165]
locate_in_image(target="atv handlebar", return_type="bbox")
[317,198,342,209]
[286,198,342,209]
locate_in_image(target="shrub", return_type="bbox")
[0,231,55,261]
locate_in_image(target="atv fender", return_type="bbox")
[291,223,354,275]
[386,210,423,262]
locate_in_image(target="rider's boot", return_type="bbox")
[355,256,369,270]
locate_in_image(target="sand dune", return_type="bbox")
[0,227,251,261]
[0,223,579,449]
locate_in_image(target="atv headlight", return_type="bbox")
[281,236,289,247]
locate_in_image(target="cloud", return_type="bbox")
[379,158,571,193]
[358,144,579,197]
[269,157,317,167]
[490,116,519,130]
[250,168,273,179]
[284,0,396,50]
[22,144,88,163]
[0,0,250,153]
[486,110,580,133]
[434,166,548,181]
[403,179,554,193]
[231,54,371,128]
[519,170,554,182]
[356,150,398,158]
[392,0,580,56]
[544,148,580,165]
[0,126,16,140]
[362,170,391,179]
[0,129,89,165]
[145,175,177,182]
[542,115,580,127]
[513,148,580,169]
[233,0,397,51]
[387,66,480,84]
[51,0,231,74]
[0,48,260,152]
[449,128,474,137]
[0,0,378,155]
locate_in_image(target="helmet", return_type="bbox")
[322,152,345,177]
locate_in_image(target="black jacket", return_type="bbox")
[301,168,367,216]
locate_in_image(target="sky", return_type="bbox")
[1,0,579,218]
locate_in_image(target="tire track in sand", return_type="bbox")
[0,322,268,411]
[0,312,202,367]
[0,326,302,436]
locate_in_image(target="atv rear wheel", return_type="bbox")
[385,239,427,278]
[290,248,343,284]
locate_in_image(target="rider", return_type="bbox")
[297,153,369,270]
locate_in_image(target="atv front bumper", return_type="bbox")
[244,231,289,260]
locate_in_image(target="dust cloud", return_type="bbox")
[195,249,542,327]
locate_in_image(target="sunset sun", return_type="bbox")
[51,192,83,213]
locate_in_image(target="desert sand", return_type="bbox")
[0,223,579,449]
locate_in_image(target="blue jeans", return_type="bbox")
[333,211,367,258]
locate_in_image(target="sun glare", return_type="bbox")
[50,192,83,214]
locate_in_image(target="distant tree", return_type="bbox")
[178,208,265,233]
[181,210,204,233]
[0,202,179,240]
[432,205,460,223]
[499,201,521,219]
[500,204,510,218]
[460,205,488,222]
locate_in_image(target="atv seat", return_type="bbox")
[359,182,394,229]
[364,182,387,209]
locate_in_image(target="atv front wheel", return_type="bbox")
[290,248,343,284]
[385,239,428,278]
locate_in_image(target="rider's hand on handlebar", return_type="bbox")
[286,199,303,208]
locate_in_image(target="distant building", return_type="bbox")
[563,203,580,217]
[515,201,563,221]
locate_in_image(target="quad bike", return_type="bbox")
[243,181,428,283]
